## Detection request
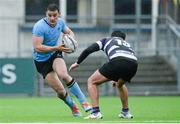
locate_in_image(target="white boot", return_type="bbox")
[84,112,103,119]
[118,111,133,119]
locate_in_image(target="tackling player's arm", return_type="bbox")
[69,43,100,71]
[33,35,70,53]
[77,43,100,64]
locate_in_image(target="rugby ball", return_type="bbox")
[62,35,78,53]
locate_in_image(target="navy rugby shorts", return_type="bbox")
[34,51,63,79]
[99,57,138,82]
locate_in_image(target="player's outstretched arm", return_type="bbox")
[69,43,100,72]
[69,63,79,71]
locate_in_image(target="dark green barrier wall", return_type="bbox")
[0,58,35,95]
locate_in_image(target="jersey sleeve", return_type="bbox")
[60,19,68,33]
[95,38,107,50]
[32,23,44,38]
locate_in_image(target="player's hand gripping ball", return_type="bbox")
[62,34,78,53]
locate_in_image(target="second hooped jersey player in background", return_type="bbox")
[69,31,138,119]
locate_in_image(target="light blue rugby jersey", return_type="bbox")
[32,17,68,62]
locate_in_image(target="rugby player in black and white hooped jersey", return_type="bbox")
[69,31,138,119]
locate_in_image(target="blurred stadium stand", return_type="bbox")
[0,0,180,96]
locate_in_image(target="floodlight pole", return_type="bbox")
[178,51,180,93]
[151,0,159,55]
[135,0,141,55]
[92,0,97,26]
[60,0,67,20]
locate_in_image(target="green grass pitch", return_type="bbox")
[0,96,180,123]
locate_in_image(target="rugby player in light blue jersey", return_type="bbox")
[32,3,91,117]
[69,31,138,119]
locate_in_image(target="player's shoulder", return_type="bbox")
[96,37,109,48]
[33,18,46,28]
[32,18,47,34]
[99,37,110,43]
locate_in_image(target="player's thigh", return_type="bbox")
[53,58,70,77]
[45,71,65,91]
[88,69,109,85]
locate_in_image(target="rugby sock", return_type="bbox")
[58,92,75,108]
[92,106,100,113]
[122,108,129,112]
[67,79,86,104]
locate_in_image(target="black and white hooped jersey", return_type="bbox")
[96,37,137,61]
[76,37,137,65]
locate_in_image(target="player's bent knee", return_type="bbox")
[88,79,99,87]
[61,74,71,82]
[57,90,67,99]
[87,77,92,84]
[117,79,125,88]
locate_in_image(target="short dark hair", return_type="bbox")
[47,3,59,12]
[111,31,126,40]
